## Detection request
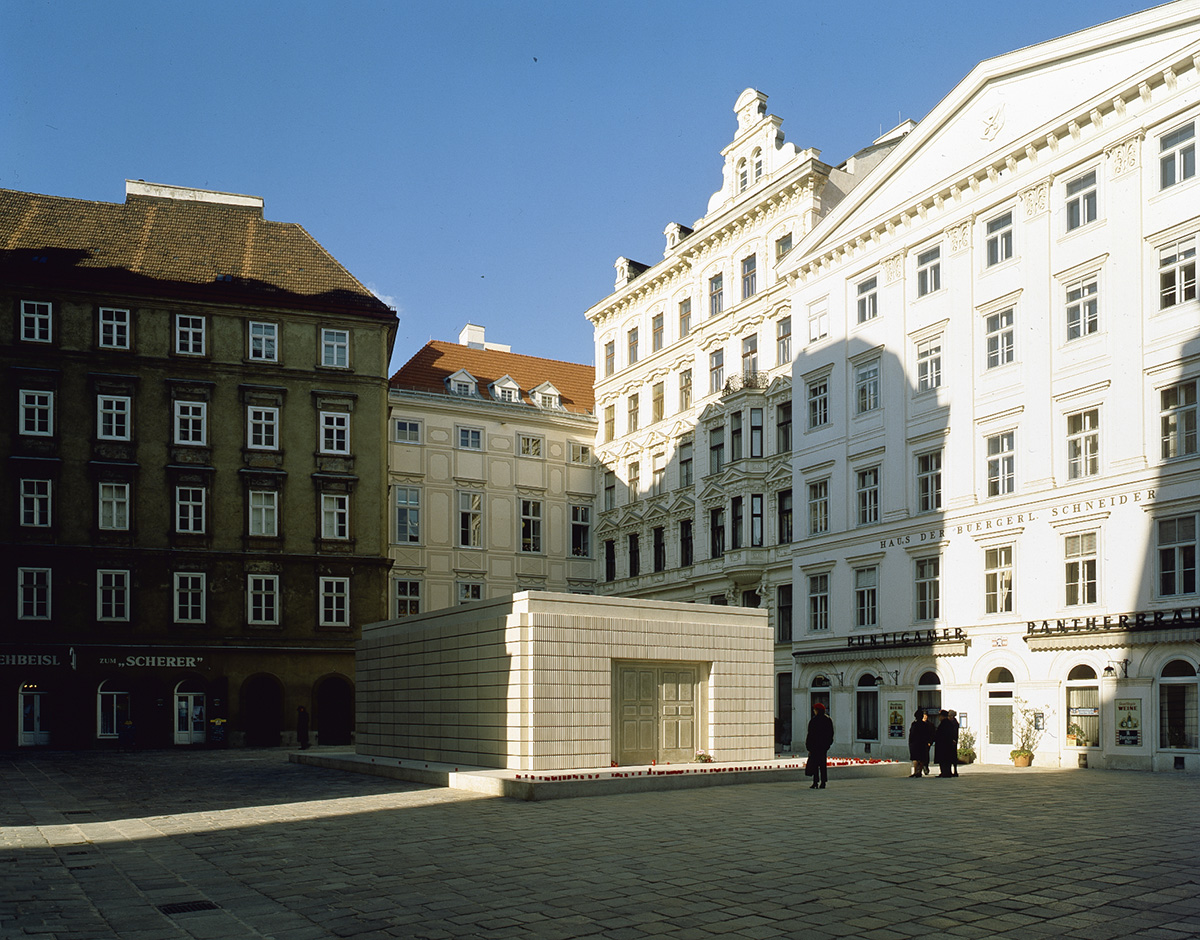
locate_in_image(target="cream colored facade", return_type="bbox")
[585,89,911,744]
[387,329,597,614]
[356,592,772,770]
[783,3,1200,770]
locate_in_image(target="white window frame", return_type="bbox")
[1159,121,1196,190]
[520,499,543,553]
[21,300,52,343]
[915,556,941,622]
[985,211,1014,267]
[741,254,757,300]
[1159,236,1197,310]
[808,479,829,535]
[249,321,279,362]
[1066,408,1100,480]
[679,298,691,338]
[247,406,279,450]
[1161,380,1198,460]
[96,569,130,622]
[571,504,591,558]
[856,276,878,322]
[320,411,350,455]
[807,301,828,343]
[458,491,483,548]
[652,312,664,352]
[20,479,51,527]
[321,328,350,367]
[985,307,1015,369]
[856,467,880,526]
[98,482,130,531]
[807,377,829,429]
[319,577,350,627]
[321,493,349,540]
[1065,531,1098,607]
[394,579,420,618]
[709,349,724,394]
[99,307,130,349]
[518,434,544,458]
[174,572,206,623]
[569,441,591,465]
[855,566,878,629]
[97,395,132,441]
[679,369,693,411]
[457,426,483,451]
[916,450,942,513]
[248,490,279,537]
[987,430,1016,497]
[175,486,206,534]
[247,574,280,625]
[776,317,792,365]
[19,389,54,437]
[742,334,758,374]
[174,401,207,446]
[1066,276,1099,342]
[393,418,421,443]
[1065,169,1098,231]
[854,359,881,414]
[175,315,205,356]
[394,486,420,544]
[916,336,942,391]
[985,546,1014,614]
[808,573,830,633]
[916,246,941,296]
[1157,514,1197,598]
[457,581,483,604]
[709,273,723,317]
[18,567,51,620]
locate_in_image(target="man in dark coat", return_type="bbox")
[805,702,834,789]
[946,709,961,776]
[907,709,935,777]
[934,709,957,776]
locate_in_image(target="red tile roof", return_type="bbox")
[0,187,394,318]
[390,341,595,415]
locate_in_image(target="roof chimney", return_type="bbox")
[459,323,486,349]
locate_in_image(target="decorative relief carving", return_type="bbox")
[882,253,905,283]
[944,221,971,254]
[1019,180,1050,217]
[1106,134,1142,177]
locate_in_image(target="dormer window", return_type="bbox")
[489,374,521,403]
[446,369,478,397]
[532,381,563,410]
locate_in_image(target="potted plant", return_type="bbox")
[1010,697,1046,767]
[1066,722,1086,747]
[957,728,976,765]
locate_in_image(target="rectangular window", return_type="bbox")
[709,425,724,475]
[855,359,880,414]
[808,379,829,429]
[99,482,130,531]
[249,321,278,361]
[917,337,942,391]
[627,394,639,433]
[321,493,349,539]
[776,403,792,455]
[627,461,640,501]
[776,233,793,259]
[604,471,616,511]
[855,566,878,629]
[742,334,758,375]
[985,546,1014,614]
[808,480,828,535]
[680,519,694,567]
[394,486,420,543]
[709,274,724,317]
[709,349,724,394]
[247,407,279,450]
[750,493,764,547]
[679,440,694,487]
[710,507,725,559]
[21,300,52,343]
[776,317,792,365]
[678,298,691,338]
[174,572,205,623]
[519,434,543,458]
[393,419,420,443]
[1065,170,1097,230]
[99,308,130,349]
[321,329,349,367]
[174,401,207,445]
[520,499,542,553]
[857,467,880,526]
[749,407,764,458]
[856,276,878,322]
[176,315,205,355]
[986,308,1015,368]
[459,491,482,547]
[1067,408,1100,479]
[1161,381,1198,459]
[628,533,640,577]
[917,450,942,513]
[731,412,743,461]
[915,557,940,621]
[20,390,54,436]
[809,574,829,632]
[856,686,879,741]
[248,575,279,625]
[731,496,744,550]
[808,301,828,342]
[652,382,664,423]
[458,426,483,450]
[394,580,420,618]
[21,479,51,527]
[319,577,350,626]
[249,490,279,537]
[652,452,665,495]
[175,486,206,534]
[1066,277,1099,341]
[776,584,793,642]
[604,341,615,376]
[652,313,664,351]
[97,569,130,622]
[679,369,693,411]
[571,505,591,557]
[458,582,483,604]
[627,327,639,365]
[1160,121,1196,189]
[986,211,1014,266]
[741,254,757,299]
[917,246,941,296]
[1065,532,1098,606]
[570,441,591,464]
[320,412,350,454]
[987,431,1016,497]
[1158,515,1197,597]
[97,395,131,441]
[603,405,615,443]
[653,526,665,572]
[18,568,50,619]
[1160,237,1197,309]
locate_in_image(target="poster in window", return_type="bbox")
[888,701,905,738]
[1115,698,1141,746]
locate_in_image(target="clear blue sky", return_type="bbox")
[2,0,1161,373]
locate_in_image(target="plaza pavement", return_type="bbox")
[3,748,1199,940]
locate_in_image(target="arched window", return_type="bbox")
[1065,665,1098,747]
[752,148,763,181]
[986,666,1015,747]
[987,666,1015,683]
[809,674,831,716]
[737,158,748,193]
[1160,659,1198,749]
[97,679,129,738]
[917,670,941,714]
[856,673,879,741]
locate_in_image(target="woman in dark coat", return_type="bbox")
[805,703,834,789]
[907,709,934,777]
[934,709,957,776]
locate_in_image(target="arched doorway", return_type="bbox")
[314,675,354,746]
[19,681,50,746]
[241,674,284,747]
[174,678,207,745]
[97,679,130,744]
[984,666,1016,763]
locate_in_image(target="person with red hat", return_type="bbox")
[805,702,834,789]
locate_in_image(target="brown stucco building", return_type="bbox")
[2,181,396,749]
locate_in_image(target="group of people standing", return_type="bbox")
[803,703,962,787]
[908,708,960,778]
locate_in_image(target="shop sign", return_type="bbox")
[98,654,205,668]
[0,652,68,667]
[1115,699,1141,746]
[888,701,905,738]
[846,627,966,649]
[1026,607,1200,636]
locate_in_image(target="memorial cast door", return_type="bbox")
[615,663,699,765]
